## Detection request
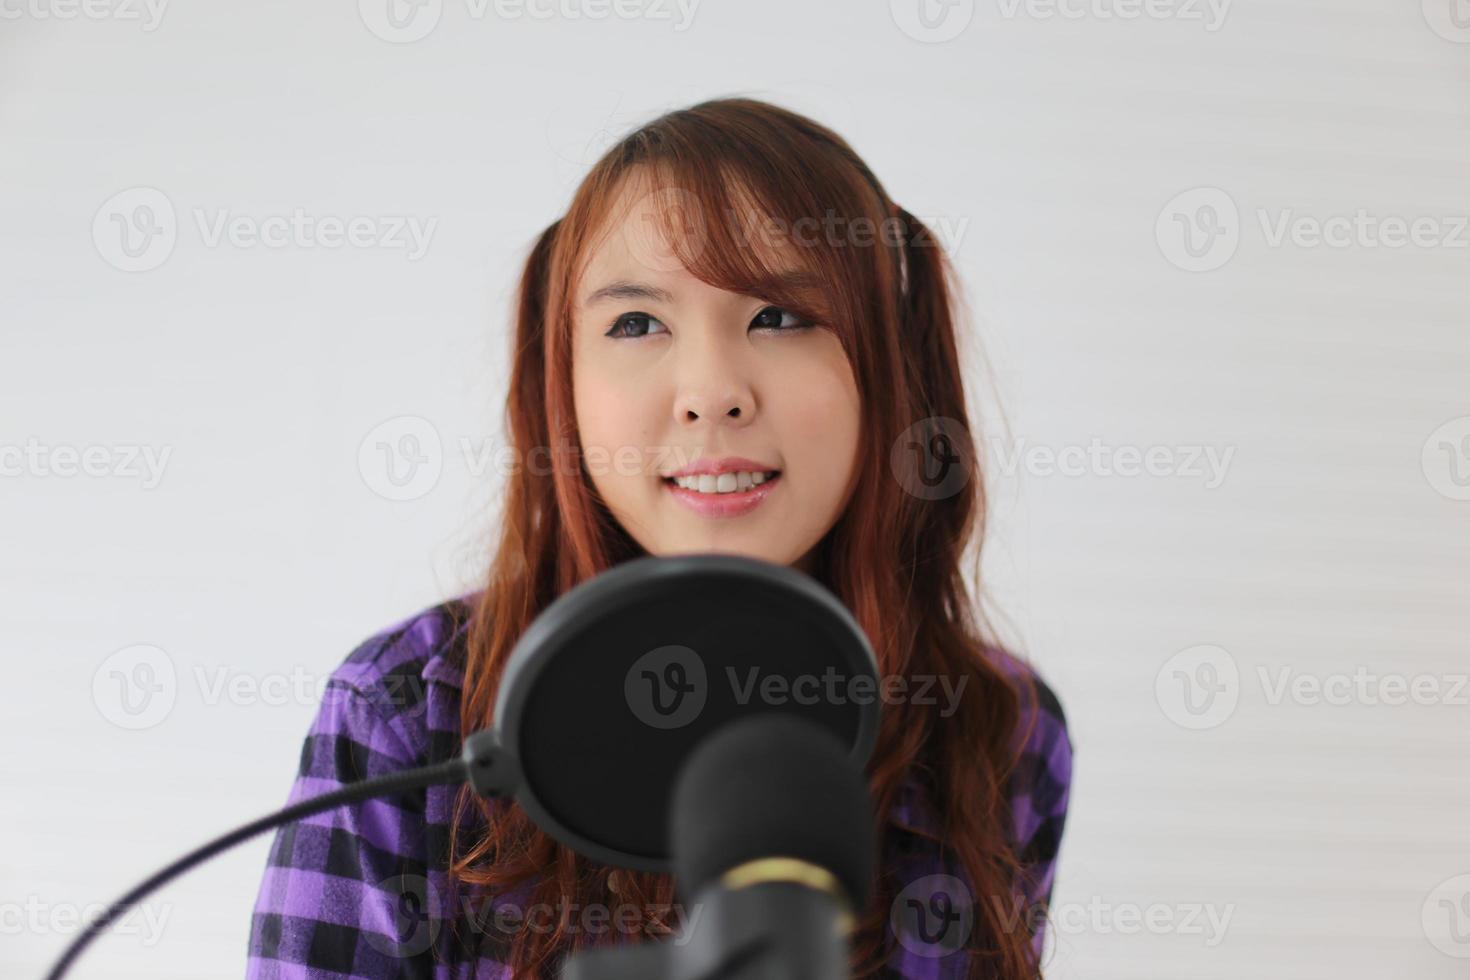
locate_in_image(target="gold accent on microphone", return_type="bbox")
[719,857,857,936]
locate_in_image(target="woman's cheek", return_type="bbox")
[579,369,644,446]
[789,373,861,512]
[784,359,860,450]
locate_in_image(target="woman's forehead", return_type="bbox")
[576,178,802,303]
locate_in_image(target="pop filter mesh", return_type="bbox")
[511,566,872,867]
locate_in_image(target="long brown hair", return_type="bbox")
[448,97,1042,978]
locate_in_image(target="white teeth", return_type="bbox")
[671,470,778,494]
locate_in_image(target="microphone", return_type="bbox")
[564,712,875,980]
[40,554,881,980]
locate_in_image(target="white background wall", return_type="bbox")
[3,1,1468,977]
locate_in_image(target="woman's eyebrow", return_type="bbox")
[581,270,822,308]
[581,280,675,307]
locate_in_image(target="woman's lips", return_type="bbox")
[662,472,781,518]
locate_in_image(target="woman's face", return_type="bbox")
[570,179,862,575]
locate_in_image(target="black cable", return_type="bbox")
[42,757,468,980]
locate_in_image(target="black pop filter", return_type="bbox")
[491,552,880,872]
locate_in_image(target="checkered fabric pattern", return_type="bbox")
[245,595,1072,979]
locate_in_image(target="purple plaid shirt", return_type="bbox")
[245,595,1072,979]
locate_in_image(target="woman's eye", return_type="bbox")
[750,306,814,332]
[605,312,668,340]
[606,307,813,340]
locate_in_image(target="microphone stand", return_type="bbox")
[45,726,853,980]
[41,730,511,980]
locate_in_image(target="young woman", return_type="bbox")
[245,97,1072,980]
